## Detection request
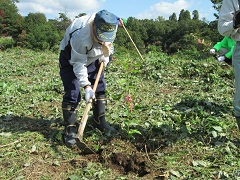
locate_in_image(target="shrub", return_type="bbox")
[0,37,15,50]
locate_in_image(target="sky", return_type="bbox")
[16,0,217,22]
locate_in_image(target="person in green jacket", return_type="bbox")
[209,36,236,65]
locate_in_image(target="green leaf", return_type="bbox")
[52,160,61,166]
[211,130,218,138]
[192,160,199,167]
[192,160,210,167]
[170,170,181,177]
[225,146,232,155]
[128,129,142,135]
[212,126,223,132]
[30,145,37,153]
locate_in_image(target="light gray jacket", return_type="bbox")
[218,0,240,41]
[60,14,114,87]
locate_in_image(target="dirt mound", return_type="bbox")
[72,138,165,179]
[100,138,151,176]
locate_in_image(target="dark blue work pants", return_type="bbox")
[59,51,106,105]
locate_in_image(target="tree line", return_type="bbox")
[0,0,223,56]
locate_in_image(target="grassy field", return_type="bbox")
[0,48,239,179]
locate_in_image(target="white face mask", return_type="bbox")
[102,42,112,57]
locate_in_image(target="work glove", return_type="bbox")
[209,48,216,55]
[233,10,240,29]
[99,55,109,67]
[217,55,225,62]
[118,18,127,26]
[102,42,112,57]
[84,86,95,103]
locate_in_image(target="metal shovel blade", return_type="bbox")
[75,138,95,154]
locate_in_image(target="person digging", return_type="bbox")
[59,10,125,148]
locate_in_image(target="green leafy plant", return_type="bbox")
[121,94,141,139]
[0,37,15,49]
[0,48,239,179]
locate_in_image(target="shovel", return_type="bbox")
[122,23,144,61]
[75,62,104,154]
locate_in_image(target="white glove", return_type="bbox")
[84,87,95,102]
[99,55,109,67]
[209,48,216,55]
[102,42,112,57]
[217,56,225,62]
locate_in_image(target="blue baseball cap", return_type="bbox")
[94,10,118,42]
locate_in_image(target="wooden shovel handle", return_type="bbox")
[122,24,144,61]
[76,62,104,140]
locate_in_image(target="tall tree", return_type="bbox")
[0,0,23,36]
[211,0,223,19]
[169,13,177,22]
[211,0,223,11]
[23,12,61,50]
[58,13,71,31]
[178,9,191,21]
[192,10,199,20]
[24,13,47,25]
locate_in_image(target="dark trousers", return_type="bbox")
[59,51,106,104]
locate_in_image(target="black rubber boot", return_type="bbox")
[62,102,78,148]
[92,94,115,132]
[236,117,240,131]
[224,57,232,66]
